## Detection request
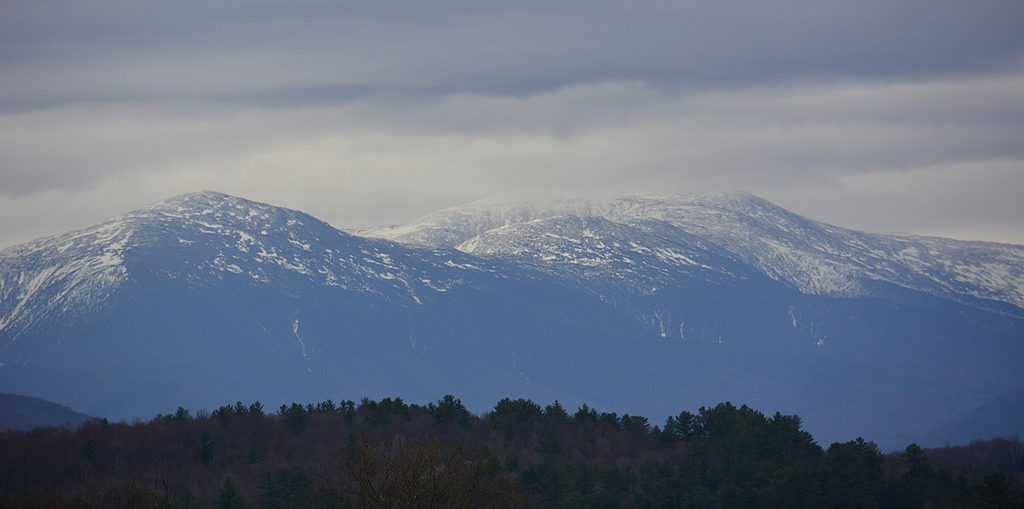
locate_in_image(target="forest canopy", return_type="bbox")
[1,396,1022,508]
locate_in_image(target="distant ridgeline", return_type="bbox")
[1,395,1022,508]
[0,393,92,431]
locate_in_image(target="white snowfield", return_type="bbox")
[364,193,1024,312]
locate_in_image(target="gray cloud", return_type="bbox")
[3,1,1022,105]
[0,1,1022,247]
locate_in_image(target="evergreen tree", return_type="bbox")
[429,394,471,427]
[279,403,310,434]
[197,431,215,466]
[214,477,245,509]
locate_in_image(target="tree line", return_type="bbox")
[1,395,1021,508]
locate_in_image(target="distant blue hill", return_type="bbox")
[0,393,93,431]
[914,391,1024,448]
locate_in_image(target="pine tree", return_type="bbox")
[214,477,245,509]
[196,431,214,466]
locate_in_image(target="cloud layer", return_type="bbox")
[1,1,1023,246]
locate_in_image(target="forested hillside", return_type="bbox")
[1,396,1021,508]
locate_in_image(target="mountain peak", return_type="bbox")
[125,191,339,242]
[140,191,272,217]
[167,190,234,202]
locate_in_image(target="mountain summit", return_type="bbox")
[2,192,1022,448]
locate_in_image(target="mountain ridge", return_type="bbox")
[363,193,1024,315]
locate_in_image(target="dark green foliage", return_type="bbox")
[213,401,265,426]
[357,396,411,427]
[258,468,313,509]
[174,406,191,422]
[822,438,884,507]
[336,399,356,424]
[214,477,245,509]
[573,404,598,424]
[1,396,1021,508]
[490,398,544,438]
[492,398,544,420]
[248,440,269,464]
[278,403,309,434]
[544,401,569,420]
[976,473,1023,508]
[597,411,620,428]
[197,431,215,466]
[427,394,471,427]
[213,406,233,426]
[619,414,649,435]
[80,437,96,461]
[662,410,701,442]
[879,442,968,508]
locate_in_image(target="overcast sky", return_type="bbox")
[2,1,1023,248]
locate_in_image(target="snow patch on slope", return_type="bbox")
[0,219,131,337]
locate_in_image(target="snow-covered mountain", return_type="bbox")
[2,191,1022,449]
[366,193,1024,315]
[0,192,499,343]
